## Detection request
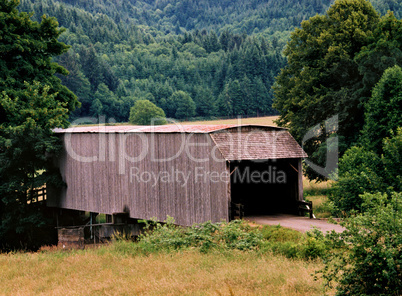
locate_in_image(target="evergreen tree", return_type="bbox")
[170,91,196,120]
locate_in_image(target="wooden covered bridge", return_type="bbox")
[48,124,308,243]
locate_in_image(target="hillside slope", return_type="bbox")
[18,0,402,122]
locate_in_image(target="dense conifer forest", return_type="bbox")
[17,0,402,121]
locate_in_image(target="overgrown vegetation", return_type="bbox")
[111,218,328,262]
[330,124,402,216]
[319,192,402,295]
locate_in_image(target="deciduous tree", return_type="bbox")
[273,0,380,181]
[129,100,167,125]
[0,0,78,249]
[361,65,402,154]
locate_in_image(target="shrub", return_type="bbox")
[320,192,402,295]
[299,229,327,260]
[134,218,263,254]
[260,225,326,260]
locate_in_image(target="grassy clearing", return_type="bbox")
[0,245,327,296]
[0,222,334,296]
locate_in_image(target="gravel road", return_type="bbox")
[245,214,345,233]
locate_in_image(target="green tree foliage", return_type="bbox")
[0,82,73,249]
[355,11,402,103]
[30,0,334,39]
[361,65,402,154]
[164,91,196,120]
[0,0,78,111]
[330,146,385,214]
[382,128,402,192]
[273,0,402,181]
[370,0,402,18]
[0,0,78,249]
[321,192,402,295]
[330,128,402,215]
[16,0,299,122]
[129,100,167,125]
[16,0,402,124]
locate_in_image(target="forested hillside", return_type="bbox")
[18,0,402,122]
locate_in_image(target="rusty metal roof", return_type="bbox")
[54,124,240,134]
[53,124,285,134]
[54,124,307,159]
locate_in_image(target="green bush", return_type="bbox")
[299,229,327,260]
[320,192,402,295]
[133,218,263,254]
[265,241,299,258]
[260,225,326,260]
[111,219,329,261]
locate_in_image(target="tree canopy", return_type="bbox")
[0,0,78,250]
[15,0,402,124]
[273,0,402,181]
[361,65,402,154]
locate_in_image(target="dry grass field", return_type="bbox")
[0,247,329,296]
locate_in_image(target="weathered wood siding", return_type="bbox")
[48,132,230,226]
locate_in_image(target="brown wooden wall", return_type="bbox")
[48,132,230,226]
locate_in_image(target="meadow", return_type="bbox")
[0,223,333,296]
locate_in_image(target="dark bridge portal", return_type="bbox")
[230,159,300,216]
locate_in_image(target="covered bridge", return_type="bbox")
[48,124,307,227]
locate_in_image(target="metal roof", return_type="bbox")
[53,124,285,134]
[54,124,307,160]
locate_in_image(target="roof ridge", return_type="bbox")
[53,123,286,134]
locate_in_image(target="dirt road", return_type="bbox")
[245,214,345,233]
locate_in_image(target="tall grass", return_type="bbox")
[303,177,334,218]
[0,247,327,296]
[0,220,333,295]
